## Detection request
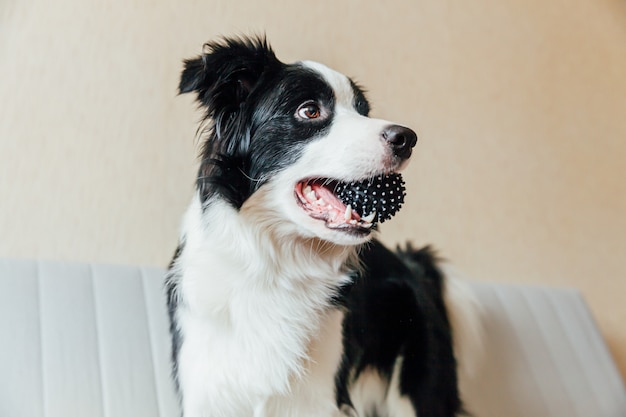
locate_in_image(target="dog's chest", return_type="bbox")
[177,265,347,417]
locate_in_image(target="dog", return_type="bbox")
[165,36,481,417]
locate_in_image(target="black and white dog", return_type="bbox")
[166,36,481,417]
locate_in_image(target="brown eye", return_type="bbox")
[297,102,321,120]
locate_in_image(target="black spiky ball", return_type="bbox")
[335,173,406,223]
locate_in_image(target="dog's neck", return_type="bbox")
[172,193,358,410]
[176,193,358,317]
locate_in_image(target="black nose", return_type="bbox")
[381,125,418,160]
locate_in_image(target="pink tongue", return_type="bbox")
[309,183,362,222]
[312,184,346,211]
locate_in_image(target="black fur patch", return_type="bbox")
[335,241,462,417]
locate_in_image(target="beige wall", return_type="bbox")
[1,0,625,378]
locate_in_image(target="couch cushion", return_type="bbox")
[1,259,625,416]
[462,283,626,417]
[0,259,179,417]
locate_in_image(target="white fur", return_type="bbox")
[173,194,355,417]
[262,309,346,416]
[350,368,389,417]
[348,357,415,417]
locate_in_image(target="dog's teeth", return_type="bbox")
[349,219,357,225]
[361,222,374,228]
[303,185,312,196]
[315,198,325,206]
[344,205,352,221]
[306,190,317,202]
[362,210,376,223]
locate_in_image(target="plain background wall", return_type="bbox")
[1,0,625,379]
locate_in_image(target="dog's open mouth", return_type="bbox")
[295,173,406,234]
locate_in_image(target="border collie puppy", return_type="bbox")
[166,36,481,417]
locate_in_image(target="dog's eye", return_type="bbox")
[296,102,322,120]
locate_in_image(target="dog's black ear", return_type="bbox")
[179,36,283,208]
[179,56,208,95]
[179,36,281,116]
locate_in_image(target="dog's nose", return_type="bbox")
[381,125,418,160]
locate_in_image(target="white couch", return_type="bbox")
[1,259,625,417]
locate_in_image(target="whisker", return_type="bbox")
[238,168,264,183]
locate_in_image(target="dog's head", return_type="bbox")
[180,36,417,246]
